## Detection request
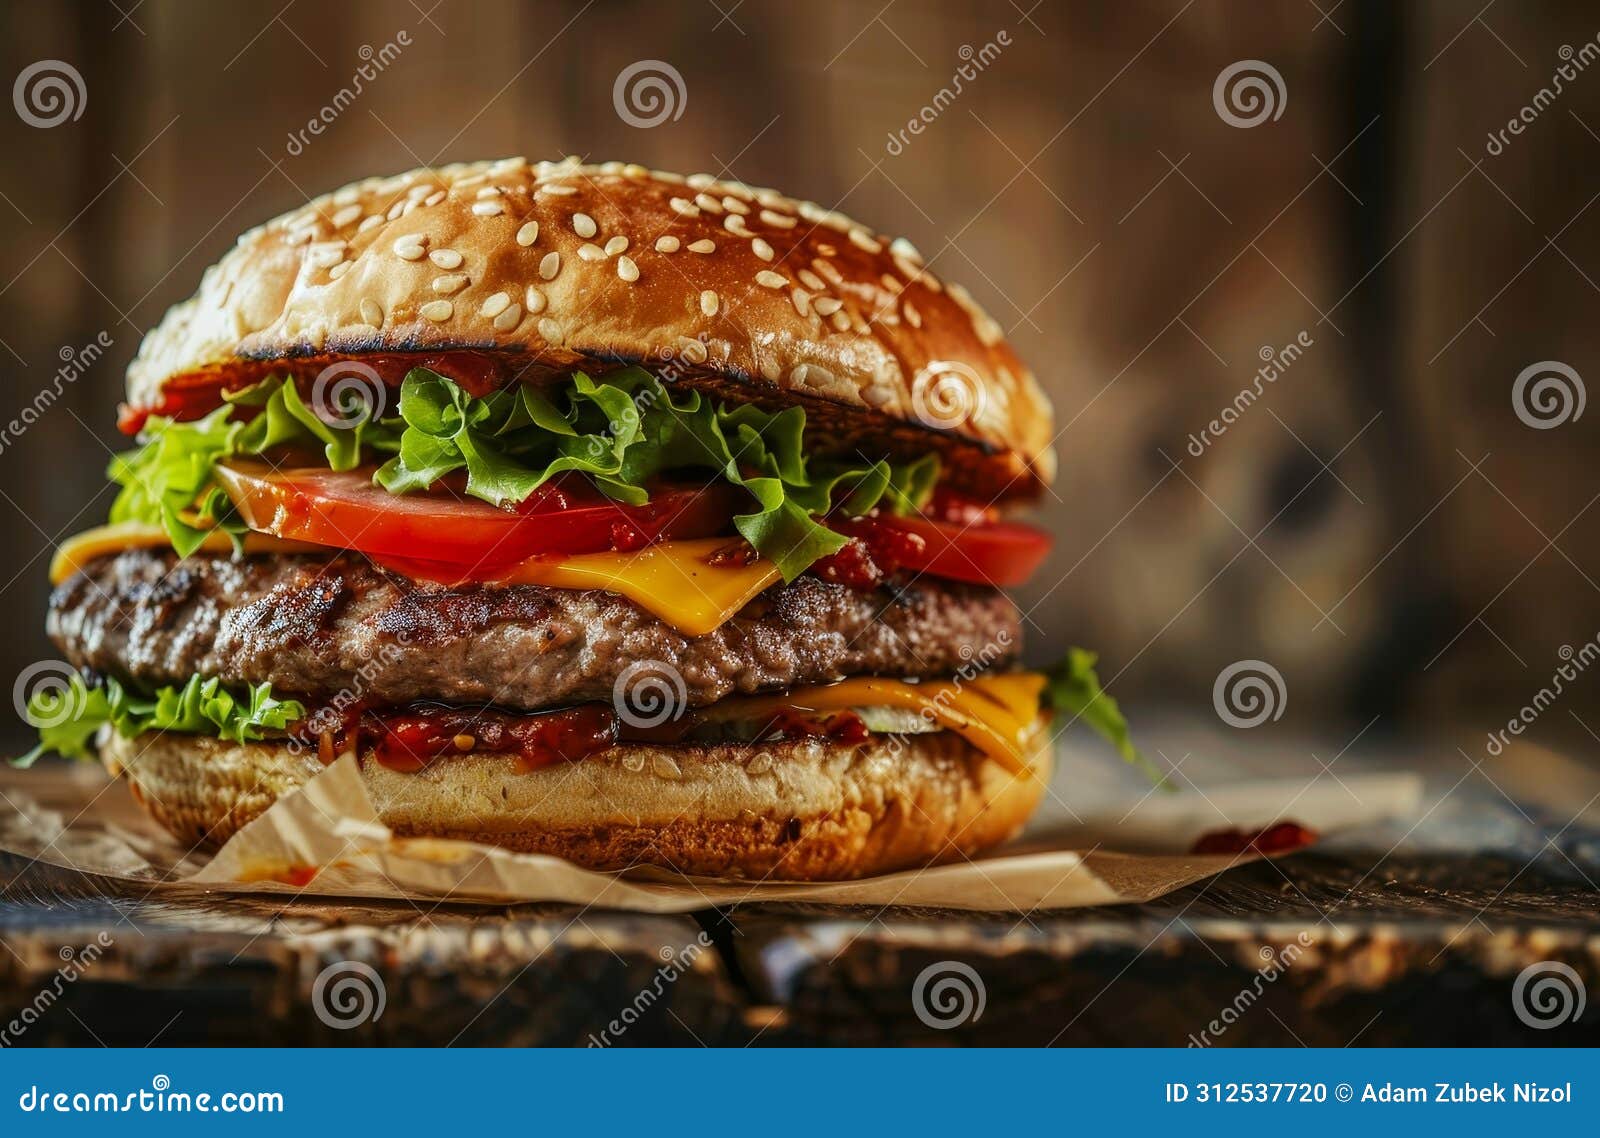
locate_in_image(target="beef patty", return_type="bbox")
[50,549,1021,712]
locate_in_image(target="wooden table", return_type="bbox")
[3,846,1597,1047]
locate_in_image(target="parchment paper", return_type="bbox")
[0,750,1423,912]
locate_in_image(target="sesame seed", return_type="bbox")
[538,317,561,342]
[401,199,421,217]
[759,209,797,229]
[889,236,923,263]
[359,298,383,325]
[328,261,352,280]
[424,190,447,207]
[679,338,708,364]
[880,273,903,294]
[539,251,561,279]
[604,235,629,256]
[420,300,453,322]
[573,212,597,238]
[524,285,547,314]
[903,300,922,328]
[759,358,782,381]
[393,234,427,260]
[357,215,383,232]
[475,186,502,199]
[540,184,577,196]
[798,269,825,291]
[687,239,715,254]
[755,270,786,289]
[751,238,774,262]
[829,310,850,332]
[790,287,812,317]
[432,273,468,294]
[331,204,362,228]
[694,192,723,214]
[724,215,750,236]
[848,228,882,253]
[429,248,464,269]
[617,255,639,282]
[687,173,716,189]
[812,296,843,316]
[669,197,700,217]
[492,303,523,332]
[481,291,512,318]
[385,201,405,221]
[721,195,750,215]
[307,242,346,269]
[700,290,718,316]
[812,258,843,286]
[516,220,540,247]
[655,235,680,253]
[471,200,504,216]
[408,184,432,201]
[577,243,605,262]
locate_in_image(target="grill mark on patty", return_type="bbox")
[51,548,1023,713]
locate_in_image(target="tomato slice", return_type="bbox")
[213,461,739,568]
[835,513,1053,588]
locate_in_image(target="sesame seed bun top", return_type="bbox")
[126,157,1056,495]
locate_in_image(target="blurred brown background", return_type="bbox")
[0,0,1596,756]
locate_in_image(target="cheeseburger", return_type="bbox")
[24,156,1139,880]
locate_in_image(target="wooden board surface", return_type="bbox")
[4,848,1597,1047]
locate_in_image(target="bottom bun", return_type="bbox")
[101,725,1052,881]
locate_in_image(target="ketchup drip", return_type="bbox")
[366,703,620,773]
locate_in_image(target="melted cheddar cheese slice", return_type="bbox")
[51,525,781,637]
[713,673,1050,777]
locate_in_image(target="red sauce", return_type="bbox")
[753,709,870,745]
[366,703,620,773]
[1190,821,1318,856]
[812,525,927,590]
[925,485,997,526]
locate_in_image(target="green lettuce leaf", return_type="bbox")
[15,673,305,768]
[112,367,937,582]
[109,377,401,556]
[368,366,938,580]
[1043,647,1163,785]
